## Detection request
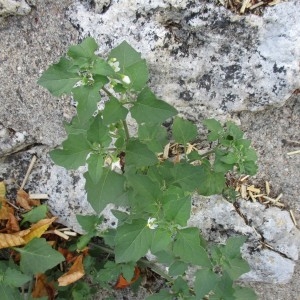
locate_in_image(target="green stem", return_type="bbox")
[122,120,130,142]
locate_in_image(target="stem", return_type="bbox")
[199,149,215,158]
[24,276,34,300]
[122,120,130,142]
[102,87,114,97]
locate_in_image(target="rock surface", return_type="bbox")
[0,0,32,17]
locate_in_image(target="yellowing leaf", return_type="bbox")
[0,233,25,249]
[23,217,56,244]
[58,254,85,286]
[0,181,5,197]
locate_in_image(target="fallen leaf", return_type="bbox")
[6,213,20,233]
[58,254,85,286]
[16,189,31,210]
[58,247,77,263]
[32,273,55,300]
[23,217,57,244]
[0,198,14,220]
[0,181,5,197]
[0,232,25,249]
[115,267,140,289]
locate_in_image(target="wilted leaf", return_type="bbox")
[6,213,20,233]
[0,233,26,249]
[115,266,140,289]
[22,217,56,244]
[0,181,5,197]
[58,255,85,286]
[0,198,14,220]
[32,274,55,300]
[16,189,31,210]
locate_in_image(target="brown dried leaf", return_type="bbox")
[23,217,57,244]
[0,181,5,197]
[58,254,85,286]
[6,213,20,233]
[0,232,25,249]
[32,274,55,300]
[16,189,31,210]
[0,198,14,220]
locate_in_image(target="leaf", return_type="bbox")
[87,154,104,184]
[173,228,211,267]
[115,219,153,263]
[102,97,128,125]
[0,283,21,300]
[194,269,219,299]
[67,37,98,61]
[168,261,188,276]
[15,238,65,275]
[84,168,126,213]
[16,189,31,210]
[226,121,244,140]
[115,266,140,289]
[203,118,223,132]
[4,268,31,287]
[109,41,149,90]
[76,214,102,232]
[0,197,14,220]
[22,217,56,244]
[73,83,102,124]
[233,286,257,300]
[58,255,85,286]
[172,117,197,145]
[92,58,115,76]
[5,213,20,233]
[87,115,111,146]
[150,229,172,254]
[138,123,168,153]
[31,274,55,299]
[50,133,91,169]
[126,139,158,168]
[0,233,25,249]
[21,204,48,225]
[146,289,173,300]
[130,88,177,124]
[38,57,82,96]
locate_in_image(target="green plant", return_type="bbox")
[37,37,258,299]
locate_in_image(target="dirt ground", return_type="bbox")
[0,1,299,299]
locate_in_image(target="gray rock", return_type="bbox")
[67,0,300,117]
[0,0,31,17]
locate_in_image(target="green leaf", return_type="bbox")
[64,115,93,135]
[150,229,172,254]
[76,214,102,232]
[234,286,257,300]
[77,232,96,250]
[4,268,31,287]
[121,262,136,282]
[203,118,223,132]
[210,272,235,300]
[0,283,21,300]
[194,269,219,299]
[138,123,168,153]
[87,115,111,146]
[130,88,177,124]
[108,41,149,90]
[168,261,188,276]
[92,58,115,76]
[173,228,211,267]
[67,37,98,60]
[226,121,244,140]
[172,276,190,295]
[38,57,82,96]
[102,97,128,125]
[115,219,153,263]
[50,133,91,169]
[126,140,158,168]
[84,168,126,213]
[15,238,64,275]
[73,83,102,124]
[21,205,48,225]
[172,117,197,145]
[87,153,104,184]
[146,289,173,300]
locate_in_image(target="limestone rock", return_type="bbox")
[67,0,300,118]
[0,0,31,17]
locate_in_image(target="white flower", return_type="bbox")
[147,217,158,230]
[121,75,131,85]
[108,58,120,72]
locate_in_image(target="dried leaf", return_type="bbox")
[16,189,31,210]
[32,274,55,300]
[58,247,77,263]
[0,233,25,249]
[0,181,5,197]
[58,254,85,286]
[23,217,57,244]
[6,213,20,232]
[115,267,140,289]
[0,198,14,220]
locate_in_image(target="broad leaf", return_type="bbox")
[87,153,104,184]
[92,57,115,76]
[21,205,48,225]
[168,261,188,276]
[102,97,128,125]
[87,115,111,146]
[130,88,177,124]
[126,140,158,168]
[115,219,153,263]
[38,57,81,96]
[50,133,91,169]
[146,289,173,300]
[67,37,98,61]
[76,214,102,232]
[234,286,257,300]
[4,268,31,287]
[0,283,21,300]
[172,117,197,145]
[15,238,64,275]
[84,168,126,213]
[194,269,219,299]
[150,229,172,254]
[173,228,211,267]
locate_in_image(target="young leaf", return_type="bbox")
[126,140,158,168]
[130,88,177,124]
[173,228,211,267]
[226,121,244,140]
[15,238,64,275]
[115,219,153,263]
[102,97,128,125]
[21,204,48,225]
[92,58,115,76]
[67,37,98,61]
[124,59,149,91]
[172,117,197,145]
[87,115,111,146]
[87,153,104,184]
[38,57,82,96]
[84,168,126,213]
[194,269,219,299]
[50,133,91,169]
